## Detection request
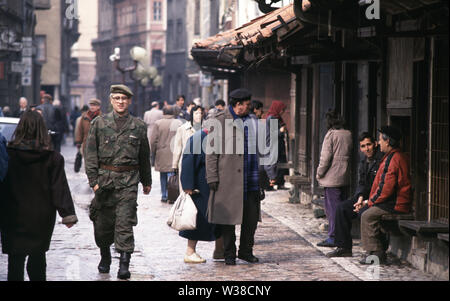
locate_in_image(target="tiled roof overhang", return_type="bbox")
[191,4,303,72]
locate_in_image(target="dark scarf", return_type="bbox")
[229,106,259,199]
[86,110,100,121]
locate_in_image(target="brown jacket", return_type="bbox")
[75,112,100,154]
[205,108,261,225]
[150,115,183,172]
[316,128,352,187]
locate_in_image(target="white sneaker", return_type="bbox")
[184,253,206,264]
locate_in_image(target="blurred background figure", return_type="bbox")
[144,101,163,166]
[14,97,28,118]
[2,106,12,117]
[150,105,183,202]
[75,99,102,156]
[264,100,289,190]
[250,100,264,119]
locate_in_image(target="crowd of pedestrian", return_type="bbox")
[0,82,412,281]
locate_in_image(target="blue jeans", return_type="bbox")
[160,172,173,199]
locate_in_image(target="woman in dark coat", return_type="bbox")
[0,110,78,281]
[179,128,222,263]
[264,100,289,190]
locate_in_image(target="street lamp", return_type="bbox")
[109,46,162,117]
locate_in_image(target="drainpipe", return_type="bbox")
[427,37,434,222]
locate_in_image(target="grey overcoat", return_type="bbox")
[205,108,260,225]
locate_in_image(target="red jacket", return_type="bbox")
[368,148,412,213]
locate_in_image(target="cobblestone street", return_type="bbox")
[0,141,441,281]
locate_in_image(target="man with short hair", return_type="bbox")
[14,97,28,118]
[84,84,151,279]
[250,100,264,119]
[206,88,261,266]
[357,126,412,265]
[175,95,189,120]
[326,132,384,258]
[215,99,225,112]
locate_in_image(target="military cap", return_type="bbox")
[110,84,134,98]
[229,88,252,101]
[89,98,101,106]
[378,126,402,141]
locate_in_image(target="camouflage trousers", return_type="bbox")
[89,186,138,253]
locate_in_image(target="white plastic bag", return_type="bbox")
[167,192,197,231]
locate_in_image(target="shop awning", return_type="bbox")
[191,3,304,73]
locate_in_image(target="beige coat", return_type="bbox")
[172,122,196,169]
[150,115,183,172]
[143,108,163,149]
[205,108,260,225]
[316,128,353,187]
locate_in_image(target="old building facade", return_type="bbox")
[34,0,80,111]
[192,0,449,279]
[92,0,166,117]
[0,0,48,109]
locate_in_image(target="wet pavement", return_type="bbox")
[0,139,441,281]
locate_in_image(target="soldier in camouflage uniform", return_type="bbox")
[84,84,152,280]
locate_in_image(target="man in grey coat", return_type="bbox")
[316,110,352,247]
[205,88,261,266]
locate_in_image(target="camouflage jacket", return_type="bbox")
[84,111,151,189]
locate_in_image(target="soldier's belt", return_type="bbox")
[100,164,139,172]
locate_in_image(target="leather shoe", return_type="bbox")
[238,254,259,263]
[225,258,236,265]
[161,198,168,203]
[317,238,336,248]
[326,247,352,258]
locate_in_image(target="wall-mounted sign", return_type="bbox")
[11,61,25,73]
[21,37,33,86]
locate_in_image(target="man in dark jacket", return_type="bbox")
[358,126,412,264]
[37,94,59,151]
[0,132,7,182]
[326,132,383,257]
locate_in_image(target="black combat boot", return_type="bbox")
[98,247,111,273]
[117,252,131,280]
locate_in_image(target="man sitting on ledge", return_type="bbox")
[354,126,412,265]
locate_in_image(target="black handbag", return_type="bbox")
[167,173,180,203]
[74,151,82,173]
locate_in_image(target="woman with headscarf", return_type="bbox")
[264,100,289,190]
[175,106,224,263]
[0,110,78,281]
[172,105,204,190]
